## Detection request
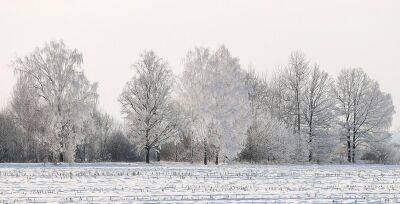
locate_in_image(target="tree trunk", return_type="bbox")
[347,136,351,163]
[203,140,208,165]
[352,109,357,163]
[296,90,301,134]
[156,150,160,162]
[308,127,313,162]
[204,151,207,165]
[346,129,351,163]
[145,130,150,163]
[352,132,356,163]
[308,108,314,162]
[345,114,352,163]
[59,152,64,163]
[191,145,194,164]
[352,99,358,164]
[175,146,178,162]
[250,142,253,163]
[145,147,150,163]
[34,140,39,163]
[215,151,219,165]
[83,143,87,162]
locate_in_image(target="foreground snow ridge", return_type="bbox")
[1,163,399,203]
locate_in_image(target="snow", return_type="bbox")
[0,162,399,203]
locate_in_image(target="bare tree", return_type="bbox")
[265,51,311,162]
[334,68,394,163]
[267,69,293,126]
[119,51,177,163]
[302,65,334,162]
[283,51,310,135]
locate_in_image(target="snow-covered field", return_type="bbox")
[1,163,400,203]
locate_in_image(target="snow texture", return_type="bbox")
[0,162,399,203]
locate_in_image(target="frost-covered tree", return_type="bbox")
[12,40,98,163]
[0,110,24,162]
[263,52,311,162]
[283,51,310,134]
[181,46,251,164]
[240,71,298,163]
[245,70,269,119]
[362,133,399,164]
[241,112,298,163]
[93,111,114,160]
[267,70,292,125]
[10,75,45,161]
[334,68,395,163]
[119,51,177,163]
[76,110,114,162]
[302,65,335,162]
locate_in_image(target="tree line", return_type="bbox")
[0,40,397,164]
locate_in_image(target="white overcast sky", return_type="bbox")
[0,0,399,130]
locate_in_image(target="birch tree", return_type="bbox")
[181,46,251,164]
[119,51,177,163]
[179,47,210,164]
[10,75,44,161]
[12,40,98,162]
